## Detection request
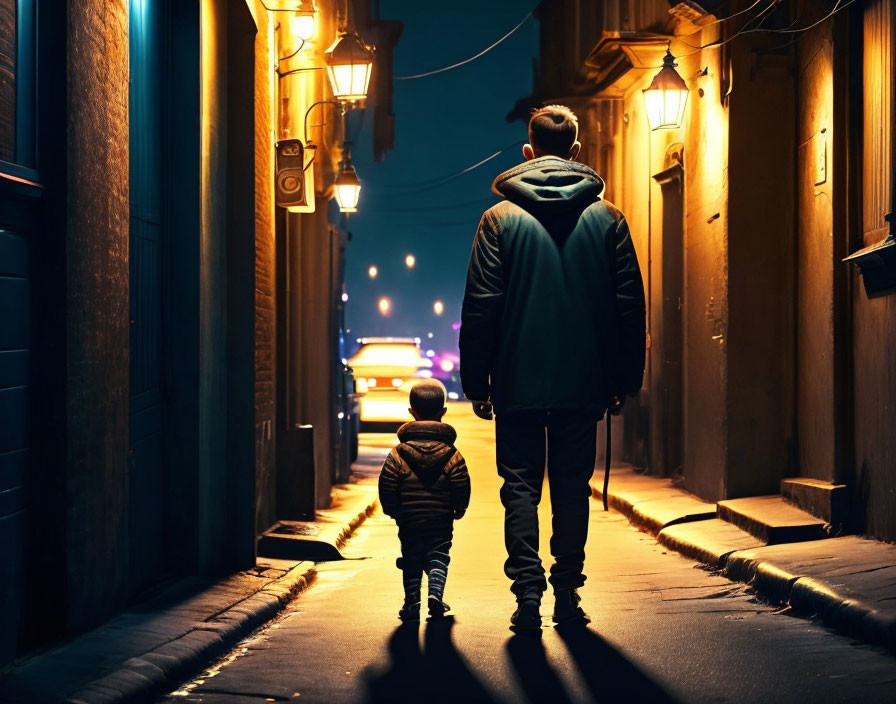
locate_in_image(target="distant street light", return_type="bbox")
[341,292,349,302]
[433,300,444,315]
[405,254,415,268]
[378,297,391,315]
[333,144,361,213]
[368,265,378,278]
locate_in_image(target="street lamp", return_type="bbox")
[378,297,391,315]
[368,265,378,279]
[324,31,374,103]
[289,1,316,43]
[333,144,361,213]
[405,254,415,269]
[433,300,444,315]
[642,49,689,131]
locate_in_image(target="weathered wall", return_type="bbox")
[249,0,277,535]
[851,0,896,540]
[794,21,838,485]
[64,0,130,632]
[726,30,796,497]
[677,37,730,501]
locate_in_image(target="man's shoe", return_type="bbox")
[510,594,542,636]
[427,596,450,620]
[398,601,420,621]
[553,588,590,625]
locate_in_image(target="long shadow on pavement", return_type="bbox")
[506,634,576,704]
[364,618,500,704]
[556,622,681,703]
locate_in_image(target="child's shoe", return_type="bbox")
[398,600,421,621]
[427,596,450,620]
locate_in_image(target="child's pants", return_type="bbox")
[396,528,453,600]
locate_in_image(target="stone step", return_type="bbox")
[781,477,848,526]
[716,495,828,545]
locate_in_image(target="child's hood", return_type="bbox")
[395,421,457,473]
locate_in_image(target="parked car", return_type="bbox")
[347,337,430,427]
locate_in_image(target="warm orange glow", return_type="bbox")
[405,254,416,268]
[290,13,314,43]
[643,50,689,131]
[433,300,444,315]
[325,32,374,102]
[378,297,391,315]
[368,265,378,278]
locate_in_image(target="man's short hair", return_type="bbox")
[409,380,446,419]
[528,105,579,157]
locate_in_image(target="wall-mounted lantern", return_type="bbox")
[290,1,316,43]
[334,144,361,213]
[643,50,689,131]
[325,31,375,103]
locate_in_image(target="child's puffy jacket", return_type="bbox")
[378,420,470,531]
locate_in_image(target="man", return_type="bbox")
[459,105,646,635]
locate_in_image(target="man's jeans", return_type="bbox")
[496,409,598,597]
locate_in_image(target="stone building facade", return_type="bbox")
[517,0,896,542]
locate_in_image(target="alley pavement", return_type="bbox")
[163,404,896,704]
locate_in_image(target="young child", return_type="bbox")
[378,380,470,621]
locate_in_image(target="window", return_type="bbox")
[0,0,35,170]
[0,0,15,162]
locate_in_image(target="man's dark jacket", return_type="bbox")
[378,421,470,537]
[459,156,646,413]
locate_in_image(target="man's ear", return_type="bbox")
[440,407,447,419]
[409,408,420,420]
[523,144,536,161]
[568,141,581,161]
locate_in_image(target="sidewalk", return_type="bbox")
[592,466,896,652]
[0,478,380,704]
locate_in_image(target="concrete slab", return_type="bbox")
[717,495,827,544]
[630,496,718,535]
[658,519,765,567]
[780,478,848,525]
[257,484,378,561]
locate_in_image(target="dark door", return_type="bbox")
[128,0,167,595]
[650,151,685,477]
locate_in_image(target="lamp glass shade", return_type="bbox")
[334,164,361,213]
[642,51,689,130]
[325,32,374,102]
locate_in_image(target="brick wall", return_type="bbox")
[253,4,277,533]
[64,0,130,632]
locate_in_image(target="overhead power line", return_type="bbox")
[370,140,524,194]
[395,9,534,80]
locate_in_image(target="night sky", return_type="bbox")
[344,0,541,356]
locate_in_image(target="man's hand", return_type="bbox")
[608,395,626,416]
[471,399,494,420]
[454,509,466,520]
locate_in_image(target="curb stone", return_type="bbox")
[593,471,896,653]
[63,492,376,704]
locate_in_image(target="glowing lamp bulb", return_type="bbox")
[334,153,361,213]
[433,300,444,315]
[368,265,378,279]
[325,31,374,103]
[405,254,415,269]
[643,50,689,131]
[378,297,391,315]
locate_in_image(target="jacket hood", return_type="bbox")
[396,421,457,475]
[492,157,604,216]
